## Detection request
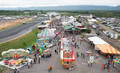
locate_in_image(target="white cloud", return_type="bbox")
[0,0,120,7]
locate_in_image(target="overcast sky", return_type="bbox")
[0,0,120,8]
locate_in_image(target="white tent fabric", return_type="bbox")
[88,36,108,45]
[88,19,97,22]
[2,49,29,56]
[69,16,76,23]
[47,28,56,34]
[62,22,71,26]
[38,25,48,28]
[73,22,82,26]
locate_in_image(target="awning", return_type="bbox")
[63,25,81,31]
[88,36,108,44]
[96,44,120,54]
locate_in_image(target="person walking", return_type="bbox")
[35,55,37,63]
[30,61,32,67]
[55,49,57,54]
[107,64,110,72]
[28,62,30,69]
[81,52,83,57]
[50,66,52,71]
[48,66,51,72]
[88,61,90,67]
[108,60,111,65]
[34,57,36,64]
[17,68,19,73]
[90,61,93,66]
[110,58,113,64]
[56,50,58,54]
[104,62,107,69]
[80,41,81,45]
[77,44,79,49]
[14,68,17,73]
[38,55,41,64]
[102,64,104,70]
[113,61,115,68]
[104,64,106,70]
[83,53,85,59]
[96,54,99,59]
[76,52,79,57]
[75,42,76,48]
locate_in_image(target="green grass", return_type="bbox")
[0,29,38,57]
[60,12,79,16]
[3,51,28,58]
[97,21,110,28]
[97,21,102,24]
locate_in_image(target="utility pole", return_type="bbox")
[91,41,94,56]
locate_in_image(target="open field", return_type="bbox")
[0,29,38,57]
[0,18,33,30]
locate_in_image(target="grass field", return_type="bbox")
[0,29,38,57]
[60,12,79,16]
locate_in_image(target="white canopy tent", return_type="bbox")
[88,19,97,22]
[38,25,48,28]
[88,36,108,50]
[88,36,108,45]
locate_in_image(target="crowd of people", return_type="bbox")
[101,58,117,72]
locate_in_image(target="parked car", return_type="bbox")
[92,25,96,29]
[99,27,104,30]
[23,22,26,24]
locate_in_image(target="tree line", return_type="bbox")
[0,10,119,18]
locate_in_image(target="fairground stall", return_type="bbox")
[37,29,55,48]
[60,38,75,70]
[88,36,120,58]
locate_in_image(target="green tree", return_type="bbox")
[86,28,91,33]
[82,25,85,28]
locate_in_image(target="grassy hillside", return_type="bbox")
[0,29,38,57]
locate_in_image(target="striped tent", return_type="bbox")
[96,44,120,54]
[37,29,55,38]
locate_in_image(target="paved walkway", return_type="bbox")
[8,33,120,73]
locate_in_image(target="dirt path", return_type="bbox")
[0,18,33,29]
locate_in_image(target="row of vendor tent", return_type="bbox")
[63,25,86,31]
[88,36,120,54]
[62,21,83,29]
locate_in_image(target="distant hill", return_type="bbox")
[0,5,120,10]
[115,5,120,10]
